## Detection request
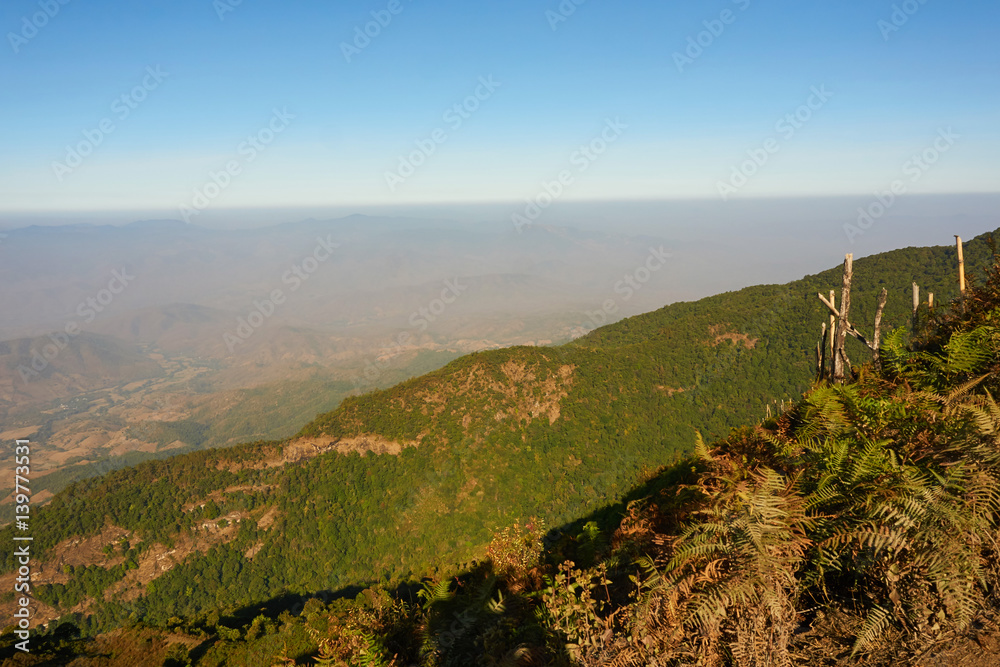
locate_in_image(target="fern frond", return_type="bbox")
[852,605,893,656]
[694,431,714,463]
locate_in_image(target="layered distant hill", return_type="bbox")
[0,216,684,343]
[0,216,697,496]
[0,228,991,641]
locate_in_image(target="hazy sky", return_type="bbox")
[2,0,998,214]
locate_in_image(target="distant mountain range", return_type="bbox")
[0,227,991,646]
[0,216,684,343]
[0,217,698,498]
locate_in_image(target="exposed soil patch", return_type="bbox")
[278,434,418,464]
[216,437,388,472]
[34,524,130,585]
[0,524,133,627]
[708,324,758,349]
[257,506,279,530]
[493,361,574,425]
[104,511,247,603]
[420,360,575,430]
[244,540,264,559]
[215,443,284,472]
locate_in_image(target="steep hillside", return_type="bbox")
[302,231,993,465]
[0,230,993,653]
[223,238,1000,667]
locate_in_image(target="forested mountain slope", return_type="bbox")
[301,230,992,490]
[0,230,993,655]
[256,236,1000,667]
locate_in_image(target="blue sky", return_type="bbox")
[1,0,998,213]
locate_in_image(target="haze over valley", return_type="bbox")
[3,195,995,501]
[2,0,1000,664]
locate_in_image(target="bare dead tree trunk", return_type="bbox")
[956,235,966,294]
[928,292,934,309]
[872,288,888,365]
[839,347,853,380]
[828,290,836,361]
[818,322,829,380]
[833,254,853,383]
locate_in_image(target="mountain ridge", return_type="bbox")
[0,228,994,661]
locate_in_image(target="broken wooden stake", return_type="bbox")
[872,287,887,365]
[956,236,966,294]
[828,290,836,360]
[832,254,853,382]
[818,322,829,380]
[839,347,853,380]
